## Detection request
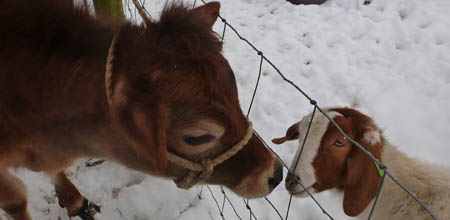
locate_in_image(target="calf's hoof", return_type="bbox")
[77,199,101,220]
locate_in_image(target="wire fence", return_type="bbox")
[125,0,440,219]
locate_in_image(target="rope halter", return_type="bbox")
[105,33,254,189]
[168,120,254,189]
[105,33,118,106]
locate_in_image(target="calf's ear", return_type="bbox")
[272,122,300,144]
[110,80,168,172]
[191,2,220,28]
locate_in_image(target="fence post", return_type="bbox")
[92,0,125,20]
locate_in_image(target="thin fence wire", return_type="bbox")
[245,199,258,220]
[264,197,284,220]
[221,187,244,220]
[368,172,386,220]
[125,0,136,22]
[207,186,226,220]
[139,0,151,16]
[127,0,441,220]
[253,130,335,220]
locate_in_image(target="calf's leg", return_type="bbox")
[0,169,31,220]
[52,172,100,220]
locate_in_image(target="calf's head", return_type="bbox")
[107,2,282,198]
[273,107,383,216]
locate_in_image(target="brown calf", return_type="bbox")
[0,1,283,219]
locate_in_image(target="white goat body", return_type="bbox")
[358,140,450,220]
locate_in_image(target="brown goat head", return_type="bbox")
[273,107,383,216]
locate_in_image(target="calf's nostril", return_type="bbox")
[268,176,282,190]
[268,169,283,190]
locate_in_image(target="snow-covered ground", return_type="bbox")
[2,0,450,219]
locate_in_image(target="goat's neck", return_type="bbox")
[356,140,450,220]
[381,141,449,194]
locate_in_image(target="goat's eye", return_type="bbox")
[335,139,345,147]
[183,134,215,146]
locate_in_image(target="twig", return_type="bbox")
[131,0,152,24]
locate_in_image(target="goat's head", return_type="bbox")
[107,2,282,198]
[273,107,384,216]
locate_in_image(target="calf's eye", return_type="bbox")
[335,139,345,147]
[183,134,215,146]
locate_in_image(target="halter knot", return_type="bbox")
[174,158,214,189]
[170,120,254,189]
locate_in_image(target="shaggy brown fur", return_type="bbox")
[0,1,282,219]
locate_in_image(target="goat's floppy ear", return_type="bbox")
[191,2,220,29]
[110,80,168,172]
[272,122,300,144]
[343,119,383,216]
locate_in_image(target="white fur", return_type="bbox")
[362,128,381,145]
[289,111,341,197]
[356,140,450,220]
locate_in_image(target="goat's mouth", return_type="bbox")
[290,183,315,197]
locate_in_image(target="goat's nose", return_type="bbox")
[285,174,298,191]
[268,164,283,191]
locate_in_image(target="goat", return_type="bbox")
[0,1,283,219]
[273,107,450,220]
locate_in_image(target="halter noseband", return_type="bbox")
[168,120,253,189]
[105,33,253,190]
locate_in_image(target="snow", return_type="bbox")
[2,0,450,219]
